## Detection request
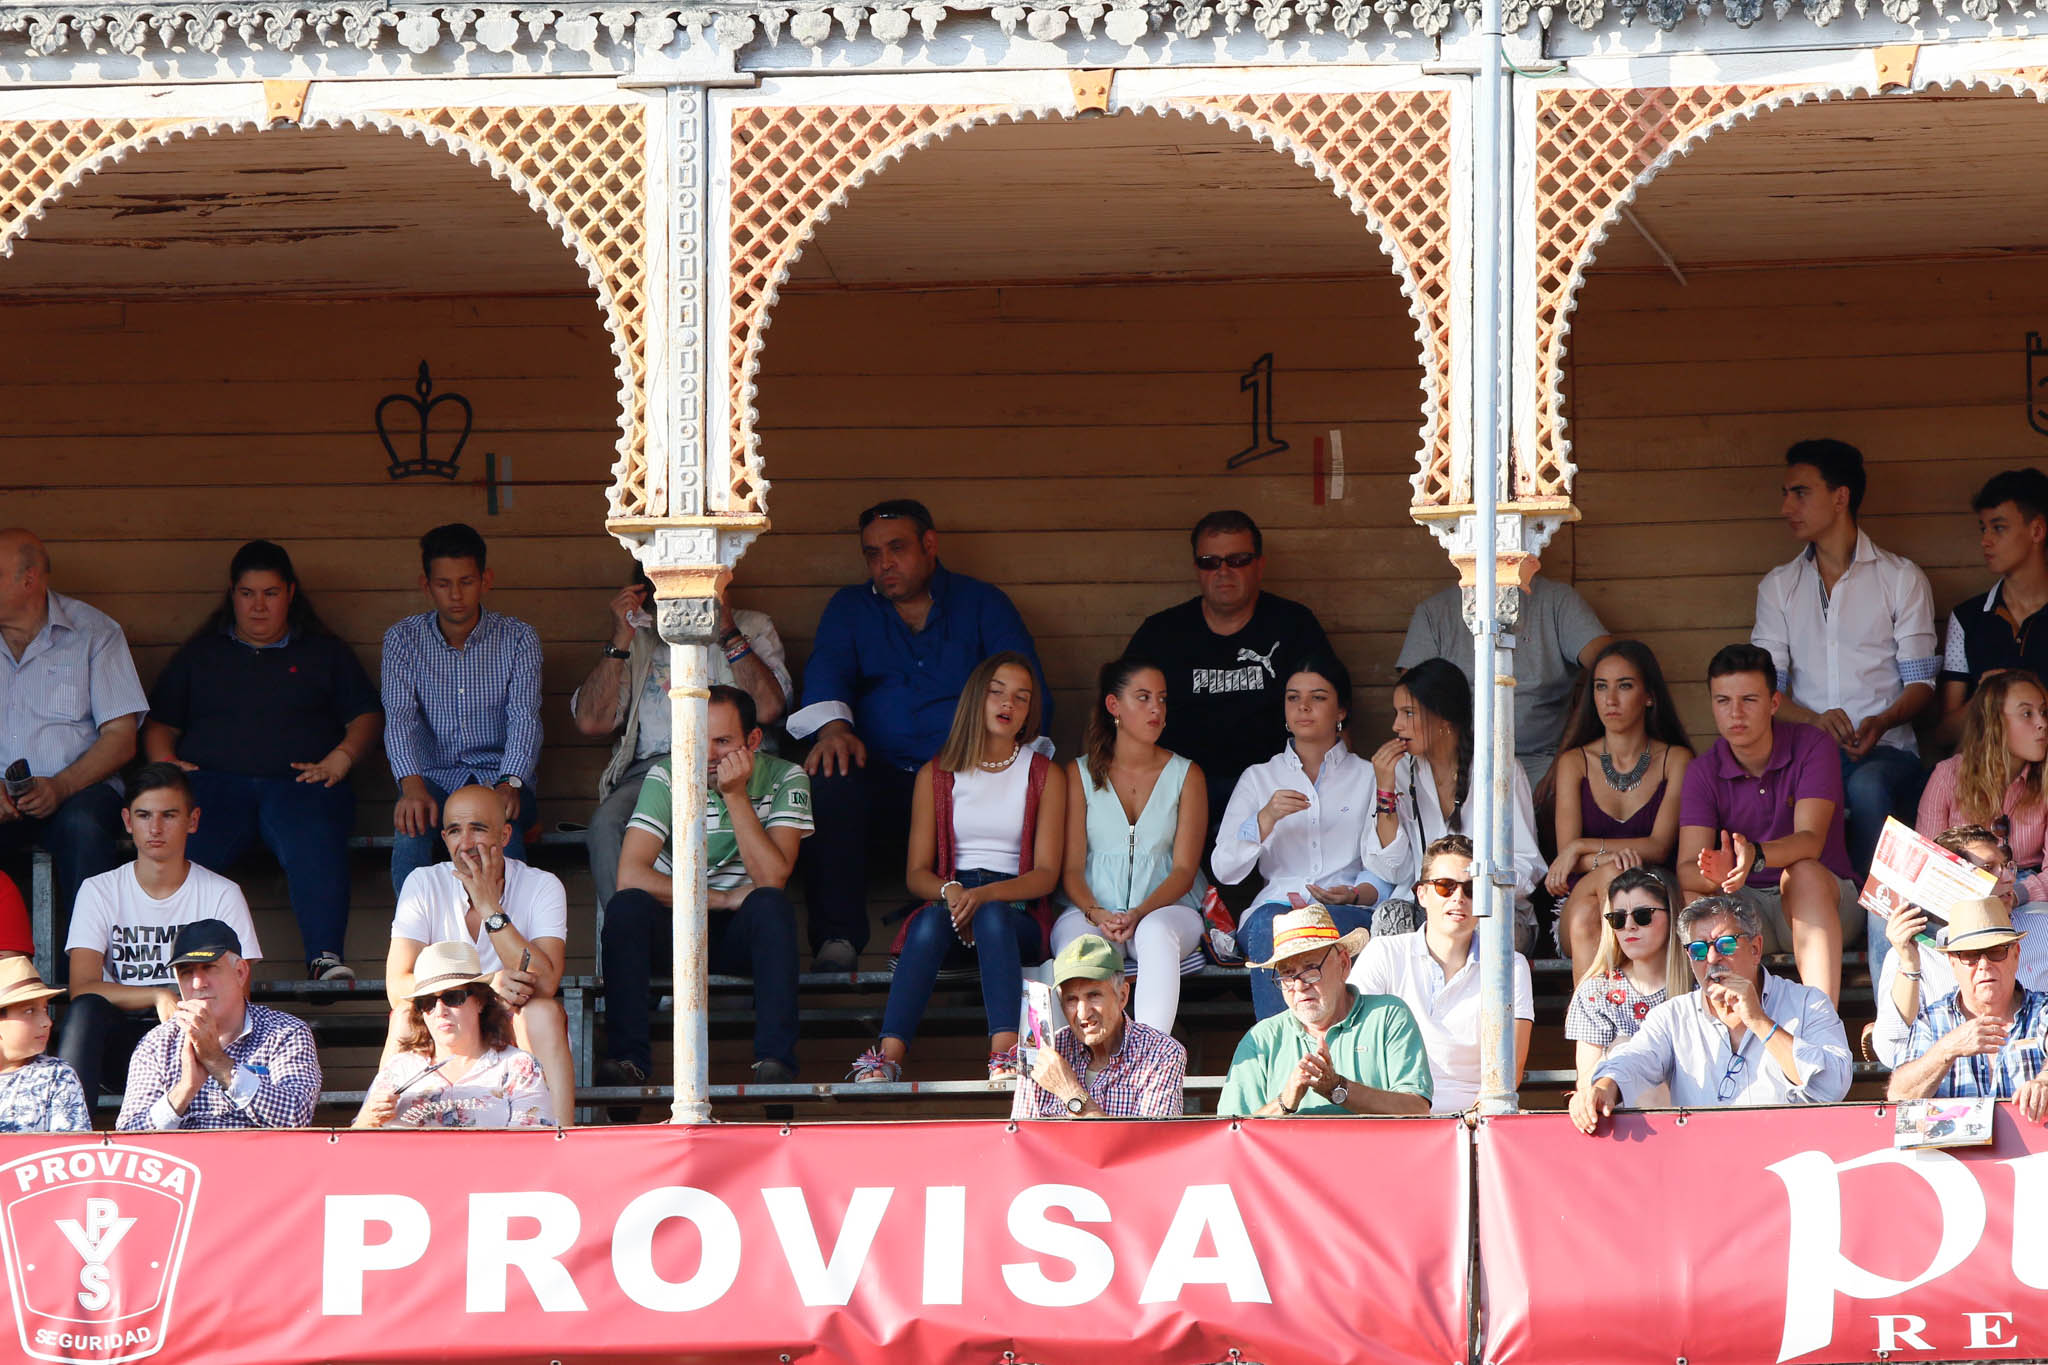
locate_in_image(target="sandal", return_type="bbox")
[987,1047,1021,1082]
[848,1047,902,1084]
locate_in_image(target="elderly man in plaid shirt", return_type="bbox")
[116,919,320,1131]
[1012,935,1185,1119]
[1890,896,2048,1119]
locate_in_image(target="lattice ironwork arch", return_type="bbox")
[1533,71,2048,502]
[725,92,1456,513]
[0,107,649,515]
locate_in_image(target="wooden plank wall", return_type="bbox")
[1567,255,2044,751]
[746,275,1451,759]
[0,293,633,965]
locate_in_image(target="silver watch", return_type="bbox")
[1064,1094,1086,1115]
[1329,1081,1350,1107]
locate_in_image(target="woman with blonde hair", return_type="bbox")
[1565,867,1690,1105]
[1052,656,1206,1033]
[850,651,1067,1083]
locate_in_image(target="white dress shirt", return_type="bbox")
[1361,753,1545,912]
[1212,742,1377,906]
[1593,971,1852,1107]
[1347,929,1534,1114]
[1869,906,2048,1067]
[1752,530,1938,754]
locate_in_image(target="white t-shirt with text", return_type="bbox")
[65,862,264,987]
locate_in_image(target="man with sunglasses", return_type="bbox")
[1218,904,1433,1117]
[1889,897,2048,1118]
[789,499,1049,972]
[1572,893,1851,1133]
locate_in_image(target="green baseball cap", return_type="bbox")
[1052,934,1124,985]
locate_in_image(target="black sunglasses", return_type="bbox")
[1194,551,1258,571]
[416,988,474,1011]
[1604,907,1664,929]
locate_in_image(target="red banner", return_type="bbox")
[1479,1105,2048,1365]
[0,1118,1467,1365]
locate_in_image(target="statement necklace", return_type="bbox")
[1600,743,1653,793]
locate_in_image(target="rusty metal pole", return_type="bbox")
[655,586,719,1124]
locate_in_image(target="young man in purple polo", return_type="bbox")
[1677,643,1862,1005]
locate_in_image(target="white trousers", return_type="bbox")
[1049,901,1205,1034]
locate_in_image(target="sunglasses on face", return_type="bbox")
[1194,551,1258,572]
[417,988,473,1012]
[1605,907,1665,930]
[1685,934,1752,961]
[1950,943,2016,966]
[1417,877,1474,899]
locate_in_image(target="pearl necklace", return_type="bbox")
[978,745,1021,773]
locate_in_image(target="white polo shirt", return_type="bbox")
[390,858,568,974]
[1347,929,1533,1114]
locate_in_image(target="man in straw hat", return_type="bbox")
[1573,892,1850,1134]
[0,958,88,1132]
[1889,895,2048,1117]
[1218,905,1432,1117]
[116,918,319,1131]
[1012,934,1186,1119]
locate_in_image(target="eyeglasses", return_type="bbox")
[417,988,473,1012]
[1993,816,2017,864]
[1605,907,1665,930]
[1685,934,1751,961]
[1417,877,1474,900]
[1949,943,2016,966]
[1716,1053,1747,1103]
[1275,950,1334,989]
[1194,551,1258,572]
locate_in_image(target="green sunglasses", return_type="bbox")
[1685,933,1753,961]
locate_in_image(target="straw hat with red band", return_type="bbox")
[0,957,64,1012]
[1247,905,1369,970]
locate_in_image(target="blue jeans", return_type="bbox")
[1237,900,1374,1020]
[389,777,536,897]
[186,772,354,963]
[601,886,799,1073]
[881,868,1044,1045]
[1843,746,1927,984]
[0,782,122,975]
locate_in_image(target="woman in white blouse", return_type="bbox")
[1364,657,1545,950]
[1213,654,1385,1019]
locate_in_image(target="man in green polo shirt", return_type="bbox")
[1219,906,1432,1117]
[598,684,811,1098]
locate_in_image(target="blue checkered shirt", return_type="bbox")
[116,1004,322,1131]
[381,609,544,791]
[1011,1018,1186,1119]
[1905,986,2048,1100]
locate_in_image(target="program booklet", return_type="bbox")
[1859,817,1999,935]
[1018,978,1059,1073]
[1893,1096,1997,1150]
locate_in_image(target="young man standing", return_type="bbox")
[600,684,809,1099]
[381,523,543,895]
[789,499,1046,971]
[1939,467,2048,743]
[1678,644,1861,1004]
[1751,440,1936,924]
[56,763,264,1104]
[1126,510,1332,854]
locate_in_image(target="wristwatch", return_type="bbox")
[482,912,511,934]
[1330,1080,1350,1107]
[496,775,523,791]
[601,643,632,660]
[1064,1094,1086,1115]
[1279,1092,1300,1115]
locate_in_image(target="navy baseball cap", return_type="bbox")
[168,918,243,967]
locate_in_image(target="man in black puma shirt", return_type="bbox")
[1126,511,1333,863]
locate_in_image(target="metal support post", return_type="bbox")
[658,593,719,1123]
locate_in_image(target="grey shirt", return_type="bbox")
[1395,576,1608,785]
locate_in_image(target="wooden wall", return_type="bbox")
[1567,255,2044,750]
[0,293,632,965]
[746,274,1450,758]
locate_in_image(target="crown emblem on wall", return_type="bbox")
[378,361,473,480]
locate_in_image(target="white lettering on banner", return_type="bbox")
[1769,1149,1985,1363]
[612,1187,742,1312]
[13,1149,188,1197]
[923,1188,965,1306]
[2002,1151,2048,1287]
[1968,1312,2018,1349]
[323,1195,431,1316]
[1137,1186,1271,1305]
[762,1187,893,1307]
[467,1192,588,1313]
[1001,1185,1115,1308]
[1872,1315,1933,1352]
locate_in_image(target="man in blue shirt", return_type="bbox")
[787,500,1048,970]
[380,524,543,895]
[0,529,148,949]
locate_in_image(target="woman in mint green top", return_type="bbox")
[1054,657,1208,1033]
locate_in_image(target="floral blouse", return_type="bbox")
[1564,970,1668,1047]
[0,1055,91,1133]
[366,1047,555,1129]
